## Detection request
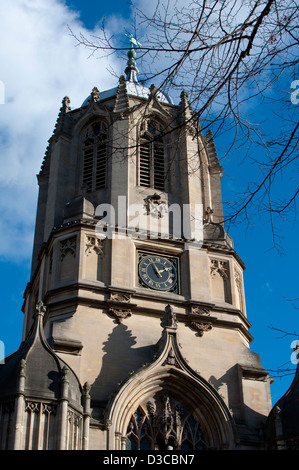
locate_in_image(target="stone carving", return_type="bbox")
[190,305,211,316]
[52,96,71,139]
[42,403,57,416]
[234,267,244,311]
[204,207,214,223]
[105,419,112,430]
[188,321,212,337]
[162,348,180,368]
[25,401,40,413]
[210,258,229,279]
[109,308,132,324]
[146,400,156,417]
[147,394,184,449]
[126,395,207,450]
[60,96,71,112]
[108,292,133,323]
[234,267,242,285]
[25,401,57,416]
[60,236,77,260]
[144,194,168,219]
[83,382,91,397]
[36,300,47,316]
[161,304,177,330]
[85,235,104,256]
[110,292,131,303]
[91,86,100,102]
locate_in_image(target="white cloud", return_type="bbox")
[0,0,122,262]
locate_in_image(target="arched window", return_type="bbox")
[139,119,165,191]
[82,120,108,193]
[125,394,208,450]
[125,407,153,450]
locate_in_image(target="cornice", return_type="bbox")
[42,281,253,342]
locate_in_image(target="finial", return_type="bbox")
[205,206,214,223]
[51,96,71,139]
[61,96,71,112]
[180,90,189,103]
[91,86,100,102]
[179,90,192,122]
[124,34,142,83]
[161,304,177,330]
[18,358,27,376]
[62,366,69,379]
[206,129,220,167]
[36,300,46,317]
[83,382,91,396]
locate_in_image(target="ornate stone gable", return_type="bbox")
[105,305,236,450]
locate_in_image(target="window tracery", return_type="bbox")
[125,394,207,450]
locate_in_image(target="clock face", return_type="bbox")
[138,253,179,293]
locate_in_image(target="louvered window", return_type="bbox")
[82,121,108,192]
[139,119,165,191]
[139,142,151,187]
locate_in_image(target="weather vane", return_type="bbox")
[125,33,142,48]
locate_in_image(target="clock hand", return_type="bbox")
[153,263,162,277]
[160,266,171,273]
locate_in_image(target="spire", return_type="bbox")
[124,34,141,83]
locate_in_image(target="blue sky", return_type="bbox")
[0,0,297,406]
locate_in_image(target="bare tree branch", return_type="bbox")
[69,0,299,244]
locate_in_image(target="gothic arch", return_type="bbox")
[67,109,111,195]
[106,308,237,450]
[107,366,236,450]
[136,114,170,192]
[72,109,112,150]
[82,120,108,191]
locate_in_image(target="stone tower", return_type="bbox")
[0,42,273,450]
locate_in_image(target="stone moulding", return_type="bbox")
[51,337,83,355]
